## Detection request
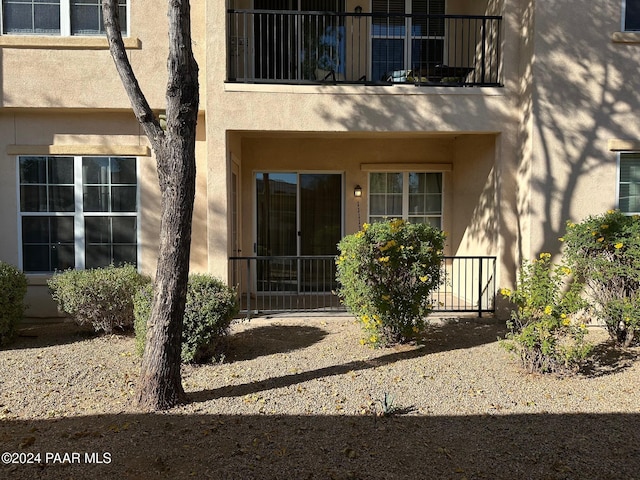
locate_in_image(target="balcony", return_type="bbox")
[227,9,502,87]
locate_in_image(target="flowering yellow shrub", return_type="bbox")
[336,219,445,347]
[500,254,591,374]
[562,209,640,346]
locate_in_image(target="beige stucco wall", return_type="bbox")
[527,1,640,260]
[0,0,206,110]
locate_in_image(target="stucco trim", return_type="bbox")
[361,163,453,172]
[7,144,151,156]
[224,82,504,97]
[611,32,640,44]
[608,139,640,151]
[0,36,141,49]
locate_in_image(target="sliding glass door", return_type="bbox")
[256,172,342,292]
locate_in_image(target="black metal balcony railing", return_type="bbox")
[227,9,502,87]
[229,255,496,318]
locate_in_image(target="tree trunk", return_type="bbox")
[103,0,199,410]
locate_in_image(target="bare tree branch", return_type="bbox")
[102,0,165,149]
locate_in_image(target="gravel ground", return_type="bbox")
[1,315,639,479]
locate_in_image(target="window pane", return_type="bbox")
[20,185,47,212]
[71,3,100,34]
[112,217,136,243]
[83,185,111,212]
[626,0,640,31]
[3,3,34,33]
[82,157,110,184]
[33,3,60,33]
[370,195,386,216]
[388,193,402,215]
[19,157,47,184]
[51,216,74,243]
[372,38,404,82]
[85,245,112,269]
[425,194,441,213]
[48,156,74,184]
[52,244,75,270]
[23,245,50,272]
[85,216,111,243]
[409,194,424,214]
[49,186,75,212]
[71,0,127,35]
[111,158,136,184]
[111,186,136,212]
[112,245,136,266]
[387,173,403,193]
[22,217,49,243]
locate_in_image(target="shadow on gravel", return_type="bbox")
[190,318,505,403]
[224,325,329,362]
[580,341,640,377]
[422,317,508,351]
[1,412,638,480]
[4,322,103,350]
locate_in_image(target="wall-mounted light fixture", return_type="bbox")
[354,5,363,15]
[354,185,363,198]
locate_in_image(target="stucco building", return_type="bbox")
[1,0,639,318]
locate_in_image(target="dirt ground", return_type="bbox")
[1,315,639,480]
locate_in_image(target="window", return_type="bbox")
[369,171,442,228]
[618,153,640,214]
[624,0,640,31]
[1,0,127,36]
[18,156,139,273]
[371,0,445,81]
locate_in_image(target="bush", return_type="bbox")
[562,210,640,346]
[336,219,445,347]
[0,262,28,345]
[500,253,592,374]
[134,274,239,364]
[48,265,150,333]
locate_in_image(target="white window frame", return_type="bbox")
[367,170,444,228]
[16,155,141,273]
[0,0,129,37]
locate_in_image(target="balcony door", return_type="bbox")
[253,0,345,81]
[256,172,342,292]
[371,0,445,82]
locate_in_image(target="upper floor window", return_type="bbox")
[369,171,443,228]
[18,155,139,273]
[618,153,640,214]
[624,0,640,31]
[1,0,127,36]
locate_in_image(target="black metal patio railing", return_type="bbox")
[227,9,502,87]
[229,255,496,318]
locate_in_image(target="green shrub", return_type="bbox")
[336,219,445,347]
[134,274,239,363]
[562,210,640,346]
[48,265,150,333]
[0,262,28,345]
[500,253,592,374]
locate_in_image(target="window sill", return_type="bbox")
[611,31,640,43]
[0,35,141,50]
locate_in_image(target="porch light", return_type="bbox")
[354,185,362,198]
[354,5,362,15]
